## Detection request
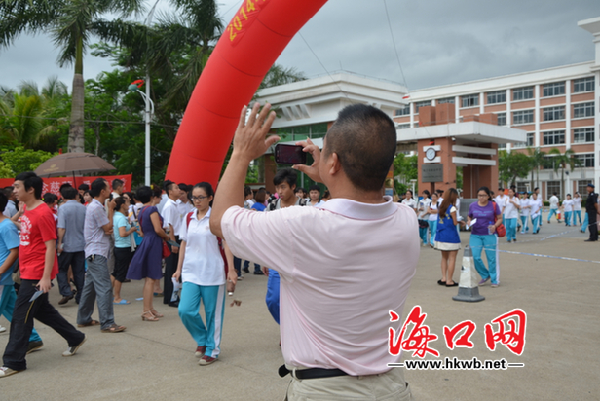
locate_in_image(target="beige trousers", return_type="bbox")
[284,368,412,401]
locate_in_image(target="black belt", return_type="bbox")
[279,364,348,380]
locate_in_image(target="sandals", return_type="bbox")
[141,311,159,321]
[150,309,164,317]
[101,323,127,333]
[77,320,100,328]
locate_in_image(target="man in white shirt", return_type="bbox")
[495,188,507,220]
[210,103,417,400]
[161,181,182,306]
[519,192,531,234]
[534,187,543,227]
[547,192,560,223]
[1,187,17,218]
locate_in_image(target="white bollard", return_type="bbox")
[452,246,485,303]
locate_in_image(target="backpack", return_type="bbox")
[186,211,229,275]
[268,198,307,211]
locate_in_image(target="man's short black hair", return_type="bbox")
[43,193,57,204]
[0,192,7,213]
[136,186,153,204]
[309,184,320,192]
[78,183,89,191]
[273,168,297,189]
[163,180,177,194]
[91,178,108,198]
[112,179,124,191]
[323,104,396,192]
[553,192,557,196]
[61,186,78,200]
[15,171,43,200]
[3,187,14,198]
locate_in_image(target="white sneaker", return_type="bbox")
[0,325,6,333]
[0,366,19,378]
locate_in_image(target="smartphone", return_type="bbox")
[275,144,306,165]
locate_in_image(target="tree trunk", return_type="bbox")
[68,36,85,153]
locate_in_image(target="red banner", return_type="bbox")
[0,174,132,197]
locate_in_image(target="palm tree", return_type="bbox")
[0,0,144,153]
[526,147,546,191]
[548,148,579,198]
[0,77,70,150]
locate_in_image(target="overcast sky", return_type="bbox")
[1,0,599,93]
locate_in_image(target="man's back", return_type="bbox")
[57,200,86,252]
[222,198,419,375]
[84,199,109,258]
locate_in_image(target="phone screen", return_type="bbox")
[275,144,307,165]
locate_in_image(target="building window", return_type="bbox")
[487,90,506,104]
[546,181,561,198]
[543,130,565,145]
[414,100,431,114]
[573,77,595,93]
[543,106,565,121]
[574,153,595,168]
[527,132,534,147]
[573,127,594,143]
[512,109,534,125]
[437,97,455,104]
[516,182,529,193]
[396,124,411,129]
[543,82,565,97]
[496,113,506,126]
[395,105,410,116]
[461,94,479,108]
[573,102,594,119]
[499,143,506,149]
[276,123,328,142]
[512,86,534,101]
[578,181,592,198]
[513,133,534,148]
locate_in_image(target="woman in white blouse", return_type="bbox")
[173,182,236,366]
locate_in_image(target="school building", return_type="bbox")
[393,17,600,199]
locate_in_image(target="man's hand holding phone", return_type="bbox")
[293,138,323,183]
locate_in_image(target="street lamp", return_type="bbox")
[128,81,154,186]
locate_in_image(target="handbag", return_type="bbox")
[492,202,507,237]
[138,205,171,258]
[418,219,429,229]
[162,241,171,259]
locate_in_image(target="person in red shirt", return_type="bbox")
[0,172,86,378]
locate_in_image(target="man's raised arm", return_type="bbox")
[210,103,278,238]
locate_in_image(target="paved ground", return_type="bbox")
[1,216,598,400]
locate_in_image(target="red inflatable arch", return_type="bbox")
[166,0,329,187]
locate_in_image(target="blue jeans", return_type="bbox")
[573,210,582,226]
[582,213,588,233]
[428,220,437,246]
[419,226,428,245]
[0,285,41,343]
[469,235,499,284]
[76,255,116,330]
[266,270,281,324]
[531,215,540,234]
[564,211,572,226]
[178,282,226,358]
[505,218,517,241]
[519,216,529,234]
[547,208,558,223]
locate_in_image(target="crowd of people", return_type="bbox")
[0,161,337,377]
[1,101,599,399]
[400,183,600,288]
